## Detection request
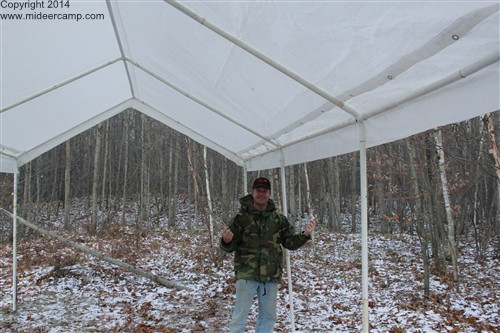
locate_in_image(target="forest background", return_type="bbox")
[0,109,499,300]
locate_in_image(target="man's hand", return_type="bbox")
[304,219,316,237]
[222,227,234,244]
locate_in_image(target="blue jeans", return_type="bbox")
[229,279,278,333]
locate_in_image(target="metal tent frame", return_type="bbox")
[2,1,499,332]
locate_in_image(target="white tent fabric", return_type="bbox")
[1,0,498,173]
[1,1,499,330]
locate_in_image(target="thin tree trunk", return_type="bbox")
[203,146,215,246]
[92,124,103,234]
[64,140,71,230]
[168,135,180,228]
[333,157,341,232]
[35,159,41,224]
[288,165,297,228]
[221,158,229,224]
[167,134,174,228]
[424,135,445,268]
[140,114,149,226]
[407,139,430,297]
[303,162,315,249]
[101,120,111,229]
[21,162,31,219]
[472,117,485,261]
[484,112,500,253]
[121,116,129,225]
[350,153,358,233]
[49,150,60,219]
[101,120,109,213]
[297,166,302,217]
[187,165,193,229]
[186,138,201,227]
[375,149,389,233]
[326,157,340,232]
[435,128,459,282]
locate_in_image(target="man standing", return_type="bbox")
[221,177,316,333]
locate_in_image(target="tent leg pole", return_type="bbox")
[359,124,369,332]
[12,171,19,313]
[280,160,295,332]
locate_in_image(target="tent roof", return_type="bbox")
[1,0,499,173]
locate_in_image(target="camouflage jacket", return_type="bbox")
[220,194,311,282]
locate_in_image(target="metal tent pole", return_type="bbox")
[359,123,369,332]
[280,160,295,332]
[12,171,19,313]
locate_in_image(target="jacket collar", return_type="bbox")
[239,194,276,214]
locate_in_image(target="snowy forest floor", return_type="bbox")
[0,213,499,333]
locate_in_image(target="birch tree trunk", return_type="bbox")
[472,117,485,260]
[203,146,214,246]
[91,124,103,234]
[303,162,315,248]
[484,112,500,252]
[435,128,459,282]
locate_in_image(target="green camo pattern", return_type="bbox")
[220,194,310,282]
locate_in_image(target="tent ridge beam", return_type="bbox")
[165,0,364,123]
[106,0,136,98]
[125,57,282,150]
[0,57,123,114]
[239,117,358,158]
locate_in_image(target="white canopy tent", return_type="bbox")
[1,1,499,331]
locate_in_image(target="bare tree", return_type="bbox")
[91,124,103,233]
[484,112,500,252]
[121,113,130,225]
[407,138,431,296]
[64,140,71,230]
[203,146,215,246]
[434,128,459,282]
[287,165,298,227]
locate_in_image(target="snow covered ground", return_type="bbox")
[1,219,499,332]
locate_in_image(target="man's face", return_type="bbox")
[252,187,271,207]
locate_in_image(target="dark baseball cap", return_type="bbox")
[252,177,271,190]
